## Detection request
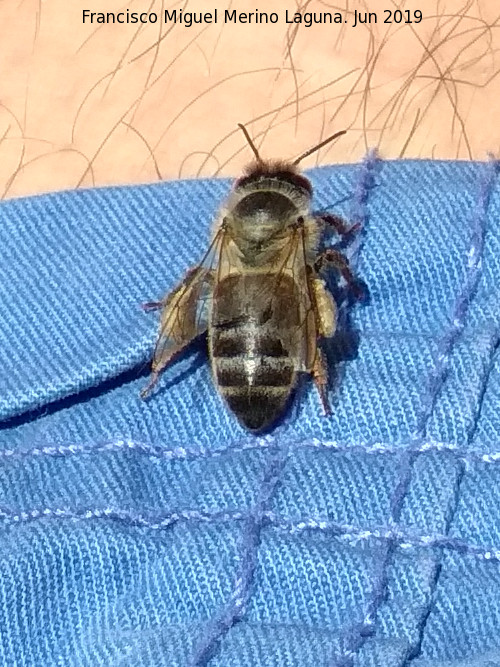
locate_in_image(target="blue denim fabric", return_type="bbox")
[0,158,499,667]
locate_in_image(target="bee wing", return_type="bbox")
[143,225,227,396]
[279,222,319,373]
[209,223,321,374]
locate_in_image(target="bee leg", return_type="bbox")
[142,301,164,312]
[315,248,364,300]
[316,213,360,238]
[311,277,337,338]
[141,339,189,400]
[141,267,202,313]
[140,372,160,399]
[312,348,331,416]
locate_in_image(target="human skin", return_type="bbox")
[0,0,498,198]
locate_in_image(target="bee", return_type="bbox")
[142,124,360,432]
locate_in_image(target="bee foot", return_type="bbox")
[312,349,331,416]
[318,214,361,238]
[142,301,163,312]
[319,391,332,416]
[140,374,159,399]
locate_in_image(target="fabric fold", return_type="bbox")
[0,160,499,667]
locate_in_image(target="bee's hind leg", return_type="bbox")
[140,372,160,399]
[141,340,189,400]
[312,348,331,416]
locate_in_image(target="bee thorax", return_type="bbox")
[230,190,299,245]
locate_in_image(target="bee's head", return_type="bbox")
[222,124,346,249]
[235,160,313,195]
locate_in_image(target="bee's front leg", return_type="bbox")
[316,213,360,238]
[314,248,364,300]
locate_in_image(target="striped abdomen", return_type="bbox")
[209,273,302,431]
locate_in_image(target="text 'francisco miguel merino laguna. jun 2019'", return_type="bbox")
[82,8,424,27]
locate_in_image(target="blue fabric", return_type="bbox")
[0,157,499,667]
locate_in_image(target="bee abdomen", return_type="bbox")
[215,356,292,387]
[222,385,291,432]
[212,328,286,358]
[212,329,294,431]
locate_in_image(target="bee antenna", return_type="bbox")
[237,123,262,163]
[292,129,347,166]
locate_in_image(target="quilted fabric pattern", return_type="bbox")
[0,157,499,666]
